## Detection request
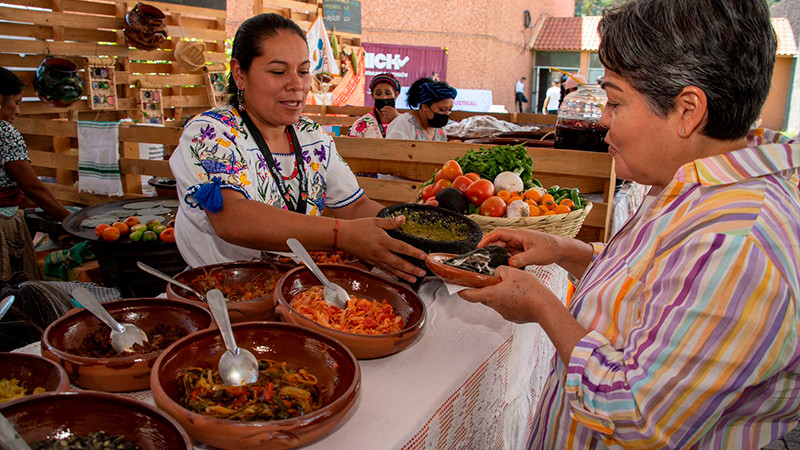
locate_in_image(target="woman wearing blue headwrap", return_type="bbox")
[348,73,401,139]
[385,77,456,142]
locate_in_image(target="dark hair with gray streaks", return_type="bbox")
[598,0,776,140]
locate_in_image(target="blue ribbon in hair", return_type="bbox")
[418,82,457,105]
[192,176,224,213]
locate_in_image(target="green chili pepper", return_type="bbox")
[555,193,569,204]
[547,185,560,195]
[570,188,581,207]
[532,178,543,188]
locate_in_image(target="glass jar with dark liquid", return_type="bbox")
[554,85,609,152]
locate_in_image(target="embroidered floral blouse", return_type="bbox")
[169,106,363,267]
[348,110,386,139]
[0,120,30,216]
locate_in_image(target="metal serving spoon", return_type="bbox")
[136,261,205,301]
[286,238,349,309]
[206,289,258,386]
[71,287,148,354]
[0,411,31,450]
[0,295,15,321]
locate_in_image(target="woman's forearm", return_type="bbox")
[555,236,595,279]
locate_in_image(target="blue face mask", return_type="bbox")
[374,98,395,110]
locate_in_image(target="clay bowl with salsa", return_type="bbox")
[262,249,367,270]
[41,298,213,392]
[0,353,70,404]
[0,390,192,449]
[151,321,360,450]
[274,264,426,359]
[166,261,290,323]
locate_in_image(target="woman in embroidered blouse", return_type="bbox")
[169,14,426,283]
[385,77,456,142]
[347,73,400,139]
[0,68,70,281]
[460,0,800,448]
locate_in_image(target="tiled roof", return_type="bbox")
[772,17,798,57]
[533,17,582,51]
[534,16,797,57]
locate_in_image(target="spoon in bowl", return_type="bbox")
[286,238,349,309]
[71,287,148,354]
[136,261,205,301]
[0,411,31,450]
[0,295,15,321]
[206,289,258,386]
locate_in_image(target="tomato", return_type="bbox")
[430,179,452,196]
[423,196,439,206]
[464,172,481,182]
[480,196,507,217]
[111,221,129,236]
[94,223,110,237]
[101,226,121,241]
[433,169,445,183]
[159,227,176,242]
[451,175,473,194]
[465,179,494,206]
[421,184,435,201]
[123,216,140,229]
[441,160,463,181]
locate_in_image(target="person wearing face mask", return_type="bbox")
[385,77,456,142]
[169,14,428,283]
[348,73,401,139]
[0,67,70,281]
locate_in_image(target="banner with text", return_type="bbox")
[363,43,447,107]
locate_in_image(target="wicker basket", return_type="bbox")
[467,202,592,238]
[174,40,205,72]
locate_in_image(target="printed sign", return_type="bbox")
[323,0,361,35]
[363,43,448,107]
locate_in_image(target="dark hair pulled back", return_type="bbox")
[0,67,25,99]
[227,13,307,109]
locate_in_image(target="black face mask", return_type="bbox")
[428,112,450,128]
[373,98,395,110]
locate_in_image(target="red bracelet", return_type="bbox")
[333,218,339,249]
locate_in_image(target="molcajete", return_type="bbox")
[123,3,168,50]
[33,57,83,108]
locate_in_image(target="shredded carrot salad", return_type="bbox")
[289,286,405,335]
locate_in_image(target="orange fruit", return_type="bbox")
[529,205,542,216]
[101,226,121,241]
[559,198,575,209]
[541,194,556,209]
[496,189,511,203]
[94,223,110,237]
[159,227,176,243]
[544,210,557,215]
[538,205,550,215]
[524,189,542,203]
[553,204,571,214]
[112,221,129,236]
[123,216,141,229]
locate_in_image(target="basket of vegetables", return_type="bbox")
[418,145,592,238]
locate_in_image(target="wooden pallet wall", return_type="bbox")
[252,0,361,48]
[1,0,226,200]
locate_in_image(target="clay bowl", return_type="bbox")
[274,264,426,359]
[151,321,360,450]
[166,261,291,323]
[425,253,502,288]
[41,298,212,392]
[262,249,366,270]
[0,391,192,449]
[0,353,71,403]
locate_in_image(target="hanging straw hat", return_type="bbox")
[174,40,206,72]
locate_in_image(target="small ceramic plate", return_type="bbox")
[425,253,502,288]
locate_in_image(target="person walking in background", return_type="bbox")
[541,77,561,114]
[514,76,527,113]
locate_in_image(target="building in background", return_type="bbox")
[531,16,797,131]
[771,0,800,134]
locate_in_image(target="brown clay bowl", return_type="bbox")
[151,321,360,450]
[0,352,71,403]
[425,253,502,288]
[41,298,213,392]
[166,261,291,323]
[0,390,192,449]
[274,264,426,359]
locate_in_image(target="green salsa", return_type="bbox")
[396,210,468,241]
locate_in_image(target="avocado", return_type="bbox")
[436,187,468,214]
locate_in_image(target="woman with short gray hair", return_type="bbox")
[458,0,800,447]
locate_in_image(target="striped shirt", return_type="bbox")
[530,129,800,449]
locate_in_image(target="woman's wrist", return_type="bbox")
[554,236,594,278]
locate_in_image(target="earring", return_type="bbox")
[681,128,686,134]
[237,89,245,112]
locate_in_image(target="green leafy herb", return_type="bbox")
[422,145,535,189]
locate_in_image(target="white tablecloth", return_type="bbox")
[15,265,567,450]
